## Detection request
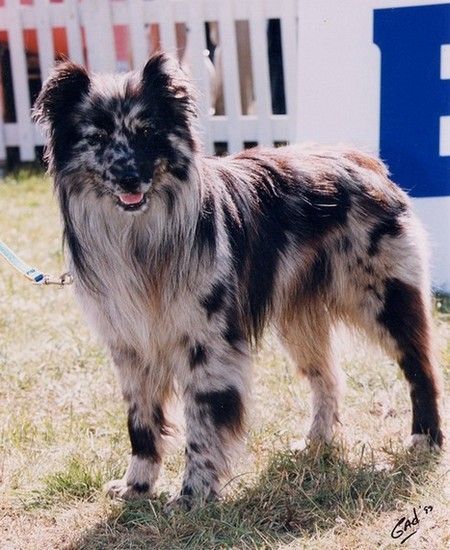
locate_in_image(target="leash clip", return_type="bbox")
[0,239,73,288]
[38,272,74,286]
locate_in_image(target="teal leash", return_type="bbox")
[0,239,73,286]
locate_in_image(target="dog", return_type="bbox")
[33,52,442,509]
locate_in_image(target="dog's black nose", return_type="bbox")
[120,175,140,191]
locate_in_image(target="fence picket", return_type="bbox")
[64,0,84,65]
[6,0,35,160]
[217,0,243,153]
[185,0,212,153]
[81,0,116,72]
[279,0,297,142]
[157,0,177,55]
[128,0,148,70]
[248,0,272,146]
[34,0,54,81]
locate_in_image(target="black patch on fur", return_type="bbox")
[89,101,116,135]
[378,279,419,353]
[241,163,290,341]
[338,236,352,254]
[196,386,244,434]
[223,306,245,348]
[169,157,190,181]
[195,190,217,259]
[221,159,290,342]
[189,442,201,453]
[297,183,351,239]
[366,284,382,301]
[378,278,442,446]
[130,227,150,267]
[59,186,101,292]
[217,151,352,343]
[189,343,207,369]
[153,405,170,436]
[304,249,332,294]
[222,198,247,273]
[201,281,227,318]
[368,217,403,256]
[164,187,176,215]
[180,484,193,497]
[127,412,159,461]
[223,322,242,347]
[133,482,150,494]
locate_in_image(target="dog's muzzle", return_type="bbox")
[114,175,151,211]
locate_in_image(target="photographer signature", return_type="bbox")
[390,505,434,544]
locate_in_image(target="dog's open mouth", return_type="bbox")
[116,192,147,211]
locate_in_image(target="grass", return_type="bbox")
[0,171,448,549]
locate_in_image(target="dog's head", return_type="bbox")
[33,53,197,212]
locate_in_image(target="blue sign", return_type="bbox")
[374,4,450,198]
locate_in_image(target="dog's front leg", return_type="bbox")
[168,337,251,510]
[106,346,169,500]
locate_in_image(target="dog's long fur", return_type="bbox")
[34,53,442,507]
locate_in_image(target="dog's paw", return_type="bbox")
[164,488,218,514]
[104,478,153,501]
[407,433,442,452]
[164,493,194,514]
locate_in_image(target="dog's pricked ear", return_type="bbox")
[33,61,90,127]
[141,52,197,119]
[142,52,178,88]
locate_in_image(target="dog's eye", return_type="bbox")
[137,125,152,138]
[86,131,108,146]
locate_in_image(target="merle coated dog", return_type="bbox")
[33,53,442,509]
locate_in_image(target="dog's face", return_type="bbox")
[33,53,197,212]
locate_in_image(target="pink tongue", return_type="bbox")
[118,193,144,205]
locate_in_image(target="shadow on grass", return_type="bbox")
[67,443,440,550]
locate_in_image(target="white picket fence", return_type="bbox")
[0,0,298,163]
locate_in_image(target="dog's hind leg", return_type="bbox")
[345,212,443,449]
[279,305,343,444]
[105,346,171,500]
[357,277,443,449]
[167,333,251,510]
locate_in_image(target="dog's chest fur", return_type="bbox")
[70,197,206,367]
